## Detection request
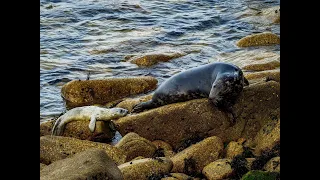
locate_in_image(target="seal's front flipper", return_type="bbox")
[89,115,97,132]
[131,100,157,113]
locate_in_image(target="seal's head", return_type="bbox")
[209,69,245,109]
[97,107,128,120]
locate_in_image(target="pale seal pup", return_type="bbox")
[52,106,128,136]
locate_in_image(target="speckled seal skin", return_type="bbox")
[52,106,128,136]
[132,62,249,115]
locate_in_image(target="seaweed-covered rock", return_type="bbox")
[61,76,158,108]
[118,157,173,180]
[170,136,224,175]
[236,32,280,47]
[226,141,244,159]
[40,135,126,165]
[115,132,157,161]
[40,119,115,142]
[125,51,187,67]
[263,157,280,173]
[115,81,280,149]
[241,170,279,180]
[40,149,123,180]
[202,159,233,180]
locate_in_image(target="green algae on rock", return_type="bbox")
[118,157,173,180]
[40,148,123,180]
[236,32,280,47]
[40,135,126,165]
[61,76,158,108]
[115,132,157,162]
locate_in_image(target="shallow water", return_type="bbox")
[40,0,279,122]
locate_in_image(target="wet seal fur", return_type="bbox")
[132,62,249,121]
[52,106,128,136]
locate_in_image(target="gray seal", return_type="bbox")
[132,62,249,120]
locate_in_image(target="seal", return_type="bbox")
[52,106,128,136]
[132,62,249,119]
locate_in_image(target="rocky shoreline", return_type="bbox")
[40,5,280,180]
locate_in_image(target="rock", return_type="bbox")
[236,32,280,47]
[261,6,280,24]
[170,136,224,174]
[244,69,280,83]
[61,76,158,108]
[116,94,153,112]
[40,135,126,165]
[132,156,145,161]
[115,132,157,161]
[170,173,200,180]
[251,120,280,156]
[115,81,280,150]
[263,157,280,173]
[242,61,280,71]
[152,140,176,158]
[40,148,123,180]
[118,157,173,180]
[40,163,47,171]
[241,170,279,180]
[40,119,115,142]
[126,51,187,67]
[245,158,256,170]
[225,141,244,159]
[202,159,234,180]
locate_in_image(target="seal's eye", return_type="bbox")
[234,68,238,71]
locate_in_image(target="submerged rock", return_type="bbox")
[170,136,224,175]
[40,119,115,142]
[40,148,123,180]
[40,135,126,165]
[61,76,157,108]
[236,32,280,47]
[202,159,234,180]
[125,51,187,67]
[118,157,173,180]
[115,81,280,150]
[115,132,157,162]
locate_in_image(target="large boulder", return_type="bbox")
[40,119,115,142]
[114,81,280,150]
[40,135,126,165]
[236,32,280,47]
[170,136,224,175]
[118,157,173,180]
[61,76,158,108]
[115,132,157,162]
[40,148,123,180]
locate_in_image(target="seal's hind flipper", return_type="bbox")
[51,117,63,136]
[88,115,97,132]
[131,100,157,113]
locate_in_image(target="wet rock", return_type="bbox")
[241,170,279,180]
[242,61,280,71]
[261,6,280,24]
[226,141,244,159]
[125,51,187,67]
[61,76,158,108]
[115,132,157,161]
[250,120,280,156]
[40,163,47,171]
[244,69,280,83]
[202,159,234,180]
[118,157,173,180]
[116,94,153,112]
[40,135,126,165]
[236,32,280,47]
[152,140,176,158]
[40,148,123,180]
[263,157,280,173]
[170,136,224,175]
[40,119,115,142]
[115,81,280,150]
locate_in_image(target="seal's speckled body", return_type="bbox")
[132,62,248,114]
[52,106,128,136]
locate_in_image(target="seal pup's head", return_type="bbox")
[97,107,128,120]
[209,68,245,109]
